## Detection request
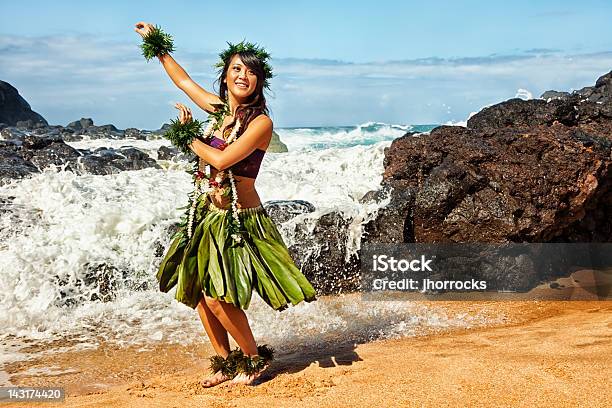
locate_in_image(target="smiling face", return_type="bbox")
[224,54,258,100]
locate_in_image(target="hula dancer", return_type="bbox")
[134,22,317,387]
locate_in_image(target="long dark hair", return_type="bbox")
[215,51,270,138]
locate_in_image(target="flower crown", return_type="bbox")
[214,40,274,90]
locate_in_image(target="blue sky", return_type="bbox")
[1,0,612,128]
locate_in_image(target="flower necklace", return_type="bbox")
[185,106,244,245]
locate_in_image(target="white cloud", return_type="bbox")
[2,34,612,128]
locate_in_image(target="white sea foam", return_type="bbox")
[66,136,169,159]
[0,122,499,375]
[515,88,533,100]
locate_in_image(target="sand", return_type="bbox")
[6,295,610,408]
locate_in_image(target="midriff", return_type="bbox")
[206,168,263,210]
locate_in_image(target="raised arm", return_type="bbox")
[158,54,223,114]
[134,22,223,113]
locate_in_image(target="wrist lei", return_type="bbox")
[163,118,205,155]
[140,25,175,61]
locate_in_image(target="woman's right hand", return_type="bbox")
[134,21,154,38]
[175,103,193,125]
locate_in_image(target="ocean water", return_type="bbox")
[0,121,502,384]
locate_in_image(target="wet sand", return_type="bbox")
[7,293,610,408]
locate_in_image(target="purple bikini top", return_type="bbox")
[202,135,265,178]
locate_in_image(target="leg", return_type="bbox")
[196,297,233,387]
[196,297,231,357]
[204,295,270,385]
[203,295,257,356]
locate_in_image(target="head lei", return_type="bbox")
[214,40,274,90]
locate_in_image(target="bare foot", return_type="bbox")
[201,370,232,388]
[230,364,270,386]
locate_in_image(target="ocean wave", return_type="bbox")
[276,121,426,151]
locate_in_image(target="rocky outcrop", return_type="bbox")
[0,81,48,127]
[287,210,361,294]
[263,200,360,294]
[67,118,94,130]
[156,145,180,160]
[366,71,612,245]
[0,131,161,184]
[268,130,289,153]
[77,146,161,175]
[358,71,612,291]
[0,83,167,184]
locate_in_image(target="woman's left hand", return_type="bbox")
[175,102,193,125]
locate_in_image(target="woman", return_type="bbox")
[134,22,317,386]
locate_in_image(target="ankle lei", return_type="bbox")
[209,344,275,378]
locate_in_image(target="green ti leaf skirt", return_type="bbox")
[156,198,317,311]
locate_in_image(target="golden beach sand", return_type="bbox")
[8,277,612,408]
